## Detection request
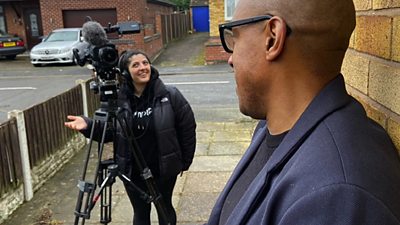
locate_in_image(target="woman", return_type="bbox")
[65,50,196,225]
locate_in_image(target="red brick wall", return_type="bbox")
[205,37,230,64]
[38,0,171,59]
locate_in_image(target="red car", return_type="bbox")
[0,30,26,59]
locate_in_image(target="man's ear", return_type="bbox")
[265,17,288,61]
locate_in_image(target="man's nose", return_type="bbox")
[228,55,233,68]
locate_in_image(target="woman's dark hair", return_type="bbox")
[118,50,151,74]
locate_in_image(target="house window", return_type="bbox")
[225,0,238,20]
[0,6,6,33]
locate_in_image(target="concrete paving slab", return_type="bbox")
[177,192,220,223]
[183,172,232,193]
[208,141,249,155]
[189,155,242,172]
[194,142,209,156]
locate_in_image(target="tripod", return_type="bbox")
[73,98,172,225]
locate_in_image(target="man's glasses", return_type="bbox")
[218,15,292,53]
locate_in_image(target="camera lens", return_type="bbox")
[99,46,118,66]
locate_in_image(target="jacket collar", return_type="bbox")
[266,74,350,177]
[210,74,352,224]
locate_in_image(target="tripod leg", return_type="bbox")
[119,173,153,203]
[98,160,115,224]
[74,120,101,225]
[74,112,111,225]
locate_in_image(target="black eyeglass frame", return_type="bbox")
[218,15,292,53]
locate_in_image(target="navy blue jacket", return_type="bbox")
[207,74,400,225]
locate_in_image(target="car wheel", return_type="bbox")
[71,57,77,66]
[6,55,16,60]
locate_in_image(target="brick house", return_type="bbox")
[0,0,180,59]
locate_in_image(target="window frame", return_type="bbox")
[224,0,238,20]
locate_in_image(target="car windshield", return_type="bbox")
[45,31,78,42]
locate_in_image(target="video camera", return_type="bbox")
[73,20,140,107]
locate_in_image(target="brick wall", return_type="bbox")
[341,1,400,152]
[208,0,224,37]
[205,36,230,64]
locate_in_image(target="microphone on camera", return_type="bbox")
[82,21,108,46]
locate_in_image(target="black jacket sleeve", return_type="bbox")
[79,116,114,143]
[170,87,196,171]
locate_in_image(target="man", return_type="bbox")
[207,0,400,224]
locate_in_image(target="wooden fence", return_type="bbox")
[0,118,23,198]
[161,12,191,46]
[24,86,83,167]
[0,79,100,200]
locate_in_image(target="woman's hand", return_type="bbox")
[64,115,88,131]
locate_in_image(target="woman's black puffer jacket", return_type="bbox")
[81,67,196,179]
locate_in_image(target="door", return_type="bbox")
[192,6,209,32]
[62,9,117,28]
[23,8,43,49]
[63,9,118,39]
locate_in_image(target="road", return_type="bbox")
[0,56,242,123]
[160,72,243,122]
[0,56,90,122]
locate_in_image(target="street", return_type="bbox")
[0,56,89,122]
[0,55,240,123]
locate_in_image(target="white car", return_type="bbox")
[30,28,83,67]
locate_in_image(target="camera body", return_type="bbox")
[74,41,120,108]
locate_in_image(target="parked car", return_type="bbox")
[0,30,26,59]
[30,28,83,67]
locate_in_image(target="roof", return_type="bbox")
[190,0,208,7]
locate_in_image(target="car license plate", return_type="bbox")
[3,42,16,47]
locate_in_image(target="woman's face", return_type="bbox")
[128,54,151,85]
